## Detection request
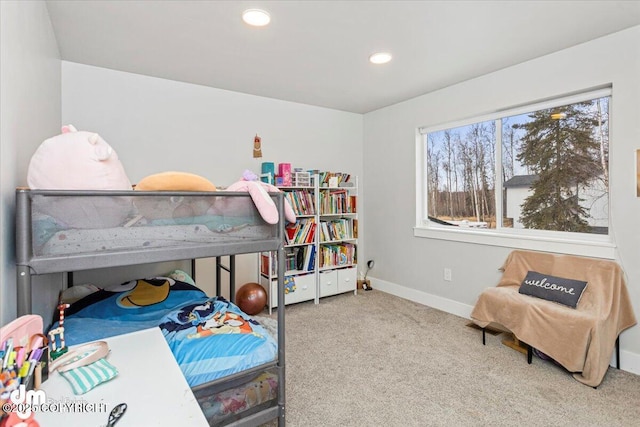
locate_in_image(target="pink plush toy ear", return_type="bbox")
[226,180,279,224]
[61,124,77,134]
[225,176,297,224]
[259,182,297,223]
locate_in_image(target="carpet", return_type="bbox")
[260,289,640,426]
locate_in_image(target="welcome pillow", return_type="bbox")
[519,271,588,309]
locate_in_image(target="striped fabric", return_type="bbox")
[59,358,118,395]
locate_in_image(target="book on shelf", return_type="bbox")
[304,245,316,271]
[285,223,298,244]
[261,253,277,276]
[305,222,316,244]
[318,171,351,187]
[296,247,306,270]
[319,188,356,214]
[308,245,316,271]
[283,190,316,216]
[319,218,354,242]
[286,250,297,272]
[319,242,356,268]
[285,217,316,245]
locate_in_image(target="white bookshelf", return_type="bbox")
[260,173,358,310]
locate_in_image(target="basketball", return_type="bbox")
[236,282,267,315]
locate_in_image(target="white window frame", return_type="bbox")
[415,87,615,259]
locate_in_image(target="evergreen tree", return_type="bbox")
[515,102,601,232]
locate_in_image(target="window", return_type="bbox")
[425,120,496,229]
[416,88,612,256]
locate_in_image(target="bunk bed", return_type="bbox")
[15,188,286,427]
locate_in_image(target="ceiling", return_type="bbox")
[45,1,640,114]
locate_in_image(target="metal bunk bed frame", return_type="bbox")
[15,188,286,426]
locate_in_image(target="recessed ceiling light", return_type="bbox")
[369,52,392,64]
[242,9,271,27]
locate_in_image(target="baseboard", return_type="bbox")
[369,277,474,320]
[370,276,640,376]
[617,347,640,375]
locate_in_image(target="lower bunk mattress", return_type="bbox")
[55,276,278,423]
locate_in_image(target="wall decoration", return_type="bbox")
[253,134,262,158]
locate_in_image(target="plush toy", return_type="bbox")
[28,124,131,191]
[27,125,133,228]
[135,171,217,192]
[133,171,217,220]
[223,170,296,225]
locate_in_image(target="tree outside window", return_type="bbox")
[424,94,609,235]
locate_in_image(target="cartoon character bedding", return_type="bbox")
[56,277,278,388]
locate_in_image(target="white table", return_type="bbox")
[37,327,208,426]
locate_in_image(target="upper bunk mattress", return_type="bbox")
[16,189,282,273]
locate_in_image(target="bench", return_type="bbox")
[470,250,636,387]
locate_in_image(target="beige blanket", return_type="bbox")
[470,250,636,387]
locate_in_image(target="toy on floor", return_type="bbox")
[236,283,267,315]
[224,170,296,224]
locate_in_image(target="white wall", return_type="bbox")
[61,62,363,294]
[363,26,640,372]
[0,1,61,325]
[506,180,608,229]
[505,187,530,229]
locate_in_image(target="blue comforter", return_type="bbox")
[56,278,277,387]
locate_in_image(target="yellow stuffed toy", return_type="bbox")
[135,171,217,192]
[134,171,217,220]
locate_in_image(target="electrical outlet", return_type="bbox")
[444,268,452,282]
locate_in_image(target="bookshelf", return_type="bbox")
[260,173,358,309]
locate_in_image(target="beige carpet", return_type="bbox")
[261,289,640,426]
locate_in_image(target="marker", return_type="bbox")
[7,351,16,368]
[30,335,44,351]
[27,360,37,376]
[23,359,38,387]
[16,348,26,368]
[2,338,13,369]
[29,348,43,362]
[18,361,30,379]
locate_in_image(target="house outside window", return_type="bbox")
[416,88,613,258]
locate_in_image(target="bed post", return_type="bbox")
[230,255,236,302]
[276,194,286,426]
[17,266,32,316]
[16,189,33,316]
